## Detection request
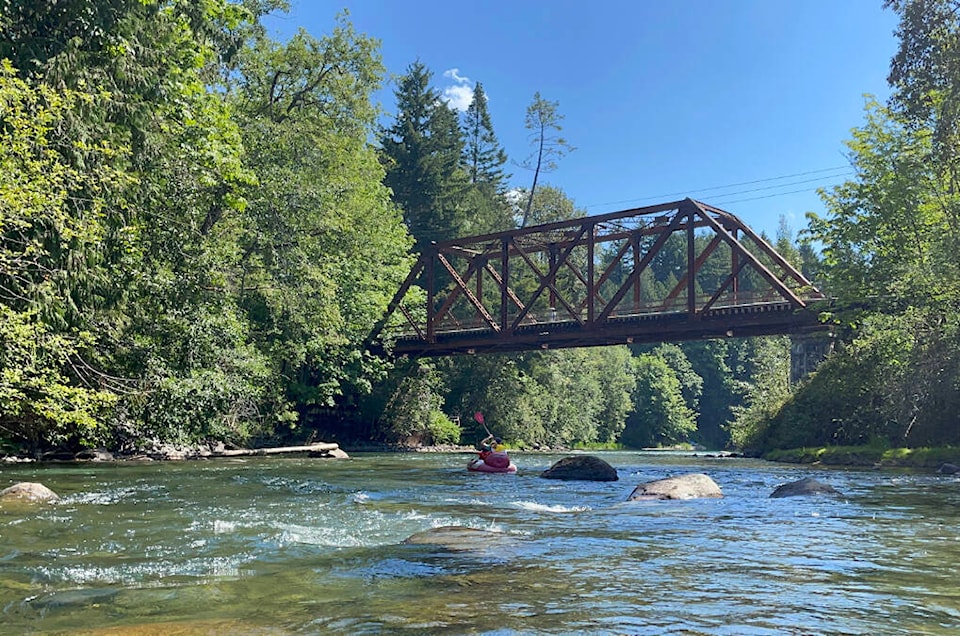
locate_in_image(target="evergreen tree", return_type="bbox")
[886,0,960,183]
[380,61,469,248]
[519,92,574,228]
[462,82,508,189]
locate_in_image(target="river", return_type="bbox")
[1,451,959,634]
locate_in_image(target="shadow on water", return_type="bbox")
[2,451,960,634]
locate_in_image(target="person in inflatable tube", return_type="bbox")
[472,434,513,471]
[479,434,506,459]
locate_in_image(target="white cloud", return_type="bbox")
[441,67,474,112]
[443,84,475,112]
[443,68,470,84]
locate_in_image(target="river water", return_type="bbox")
[1,451,959,635]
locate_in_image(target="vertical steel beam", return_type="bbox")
[632,232,641,310]
[426,244,436,342]
[731,228,740,304]
[476,255,484,304]
[587,222,596,323]
[686,205,697,317]
[548,245,557,312]
[500,237,509,333]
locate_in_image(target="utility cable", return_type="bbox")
[583,165,853,210]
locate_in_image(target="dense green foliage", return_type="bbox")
[735,0,960,455]
[1,2,411,452]
[9,0,950,457]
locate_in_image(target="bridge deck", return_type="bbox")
[389,299,829,357]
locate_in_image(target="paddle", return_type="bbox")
[473,411,493,437]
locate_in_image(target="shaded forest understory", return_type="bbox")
[2,1,960,458]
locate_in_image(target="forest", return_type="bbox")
[1,0,959,457]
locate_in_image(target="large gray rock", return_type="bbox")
[1,482,60,502]
[770,477,841,498]
[74,448,114,461]
[540,455,618,481]
[628,473,722,501]
[308,447,350,459]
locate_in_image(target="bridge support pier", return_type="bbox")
[790,334,834,383]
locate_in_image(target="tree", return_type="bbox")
[0,64,122,446]
[652,343,703,416]
[727,336,793,452]
[520,184,584,226]
[680,339,742,449]
[457,81,515,236]
[621,352,696,448]
[462,82,509,189]
[0,0,133,76]
[0,3,419,451]
[807,101,952,312]
[230,17,413,422]
[886,0,960,184]
[379,360,459,445]
[757,0,960,452]
[0,0,267,449]
[519,92,574,228]
[380,61,470,247]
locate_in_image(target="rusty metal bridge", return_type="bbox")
[370,198,830,358]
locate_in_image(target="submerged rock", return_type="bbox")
[628,473,723,501]
[403,526,513,552]
[770,477,841,498]
[1,482,60,503]
[540,455,618,481]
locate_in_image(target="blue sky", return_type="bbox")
[264,0,899,239]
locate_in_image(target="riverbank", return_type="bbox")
[5,439,958,472]
[763,445,960,471]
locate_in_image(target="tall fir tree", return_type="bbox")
[380,61,469,248]
[462,82,508,189]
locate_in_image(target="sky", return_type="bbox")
[263,0,901,239]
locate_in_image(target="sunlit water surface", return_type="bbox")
[2,451,960,634]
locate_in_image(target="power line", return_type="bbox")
[698,173,852,200]
[708,183,846,206]
[583,165,852,210]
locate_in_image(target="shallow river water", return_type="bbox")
[2,451,960,635]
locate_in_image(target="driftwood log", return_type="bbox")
[211,443,342,457]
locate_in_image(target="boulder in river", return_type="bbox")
[937,463,960,475]
[74,448,114,462]
[628,473,723,501]
[770,477,841,498]
[403,526,514,552]
[309,447,350,459]
[540,455,619,481]
[1,482,60,503]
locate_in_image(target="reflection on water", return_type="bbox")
[2,451,960,634]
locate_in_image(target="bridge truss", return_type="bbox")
[371,198,829,357]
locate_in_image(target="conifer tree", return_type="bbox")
[520,92,574,227]
[462,82,509,189]
[380,61,469,248]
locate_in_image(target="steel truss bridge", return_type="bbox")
[370,198,830,358]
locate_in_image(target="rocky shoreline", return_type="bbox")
[0,440,580,464]
[0,440,349,463]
